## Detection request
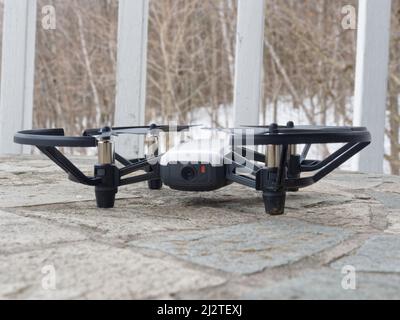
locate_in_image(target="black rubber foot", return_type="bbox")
[263,190,286,215]
[287,173,300,192]
[287,155,300,192]
[95,189,116,208]
[148,179,163,190]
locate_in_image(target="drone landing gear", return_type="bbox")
[94,164,119,208]
[148,179,163,190]
[145,163,163,190]
[261,151,301,215]
[95,188,117,208]
[257,160,287,216]
[263,190,286,216]
[287,153,301,192]
[257,142,288,215]
[145,133,163,190]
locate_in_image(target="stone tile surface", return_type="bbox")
[0,156,399,299]
[331,235,400,273]
[242,269,400,300]
[130,218,352,274]
[0,242,225,299]
[0,210,87,254]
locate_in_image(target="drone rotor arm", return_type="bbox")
[285,141,370,189]
[36,146,101,186]
[83,124,199,137]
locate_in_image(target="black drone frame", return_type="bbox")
[14,122,371,215]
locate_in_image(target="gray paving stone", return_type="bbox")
[0,181,96,208]
[0,210,87,254]
[323,172,386,190]
[0,155,95,174]
[375,175,400,193]
[1,156,399,299]
[0,242,225,299]
[0,210,29,226]
[130,218,352,274]
[0,157,144,207]
[242,269,400,300]
[8,195,261,241]
[387,210,400,234]
[331,235,400,273]
[287,201,387,232]
[368,191,400,210]
[285,190,353,210]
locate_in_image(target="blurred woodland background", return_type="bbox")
[0,0,399,174]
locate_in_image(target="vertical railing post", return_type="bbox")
[353,0,392,173]
[0,0,37,154]
[115,0,149,158]
[233,0,265,127]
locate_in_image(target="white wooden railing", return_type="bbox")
[0,0,392,173]
[353,0,392,173]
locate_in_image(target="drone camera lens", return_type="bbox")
[181,166,196,181]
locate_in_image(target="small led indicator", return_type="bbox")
[200,165,206,174]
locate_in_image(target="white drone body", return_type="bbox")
[159,139,232,191]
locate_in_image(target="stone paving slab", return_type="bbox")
[7,196,262,242]
[0,242,225,299]
[0,156,399,299]
[130,218,352,274]
[367,191,400,210]
[322,171,400,191]
[242,269,400,300]
[0,156,140,208]
[286,201,388,232]
[0,210,87,255]
[387,210,400,234]
[331,235,400,273]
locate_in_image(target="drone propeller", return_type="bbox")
[202,127,270,135]
[83,124,200,139]
[202,122,296,134]
[241,122,358,134]
[204,121,363,136]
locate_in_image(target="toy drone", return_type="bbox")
[14,122,371,215]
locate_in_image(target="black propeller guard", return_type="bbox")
[14,122,371,215]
